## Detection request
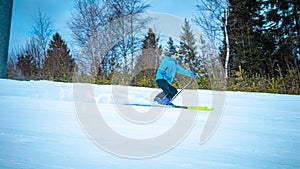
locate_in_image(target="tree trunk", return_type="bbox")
[224,4,230,78]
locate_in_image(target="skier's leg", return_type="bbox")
[168,85,178,99]
[155,79,175,105]
[155,92,166,100]
[156,79,171,97]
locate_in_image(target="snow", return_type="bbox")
[0,79,300,169]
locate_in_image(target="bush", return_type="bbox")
[226,65,300,95]
[137,75,156,87]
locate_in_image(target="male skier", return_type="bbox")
[154,49,199,105]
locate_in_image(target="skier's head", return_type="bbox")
[170,49,181,61]
[166,49,177,56]
[167,49,179,57]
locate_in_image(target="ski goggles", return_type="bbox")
[174,53,180,58]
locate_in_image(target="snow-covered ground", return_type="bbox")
[0,79,299,169]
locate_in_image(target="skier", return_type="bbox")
[154,49,199,105]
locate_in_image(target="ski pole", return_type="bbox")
[171,76,196,102]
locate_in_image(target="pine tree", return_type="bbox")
[132,28,161,87]
[178,18,201,72]
[16,51,38,80]
[223,0,263,77]
[166,37,177,52]
[43,33,75,82]
[255,0,300,76]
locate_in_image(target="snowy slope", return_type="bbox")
[0,79,299,169]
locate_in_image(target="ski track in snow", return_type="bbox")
[0,79,300,169]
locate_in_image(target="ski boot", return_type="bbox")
[161,97,174,106]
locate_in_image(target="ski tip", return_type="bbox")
[187,106,214,112]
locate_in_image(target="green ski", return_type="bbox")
[125,103,213,112]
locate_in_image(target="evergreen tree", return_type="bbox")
[178,18,201,72]
[224,0,300,77]
[177,19,210,89]
[166,37,177,52]
[132,28,161,87]
[223,0,263,77]
[254,0,300,76]
[43,33,75,82]
[16,51,38,80]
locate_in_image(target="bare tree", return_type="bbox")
[223,4,230,78]
[69,0,150,84]
[31,6,53,78]
[6,49,18,79]
[105,0,150,84]
[69,0,105,47]
[69,0,107,80]
[195,0,230,78]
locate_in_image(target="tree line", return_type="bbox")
[7,0,300,94]
[196,0,299,94]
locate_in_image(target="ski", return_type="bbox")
[125,103,213,112]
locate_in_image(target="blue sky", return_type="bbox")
[9,0,199,52]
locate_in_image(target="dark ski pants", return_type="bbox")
[156,79,177,99]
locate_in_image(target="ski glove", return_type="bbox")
[192,72,200,79]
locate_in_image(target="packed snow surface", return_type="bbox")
[0,79,299,169]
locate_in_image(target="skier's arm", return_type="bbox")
[176,64,192,77]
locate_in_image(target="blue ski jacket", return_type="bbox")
[156,56,192,84]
